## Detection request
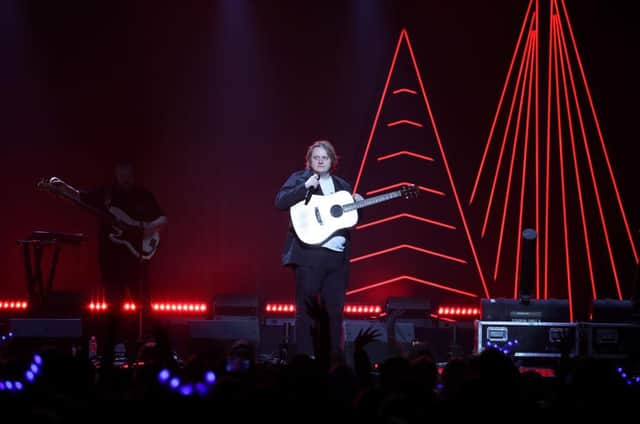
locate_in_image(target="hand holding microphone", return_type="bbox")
[304,173,320,205]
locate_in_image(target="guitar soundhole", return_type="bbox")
[330,205,343,218]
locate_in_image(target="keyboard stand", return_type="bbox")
[16,231,86,309]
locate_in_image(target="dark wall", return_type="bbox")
[1,0,638,314]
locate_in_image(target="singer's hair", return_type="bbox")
[305,140,338,171]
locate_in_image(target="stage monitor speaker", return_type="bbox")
[188,317,259,359]
[344,319,415,343]
[9,318,82,338]
[30,291,84,318]
[213,294,258,317]
[385,296,430,318]
[189,317,260,343]
[590,299,632,323]
[343,320,415,367]
[481,298,570,322]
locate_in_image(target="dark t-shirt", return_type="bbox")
[81,185,164,281]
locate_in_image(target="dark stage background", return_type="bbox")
[1,0,638,318]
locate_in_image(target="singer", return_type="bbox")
[275,140,363,357]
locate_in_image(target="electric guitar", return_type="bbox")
[290,184,419,245]
[37,176,160,260]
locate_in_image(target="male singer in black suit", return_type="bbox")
[275,140,363,357]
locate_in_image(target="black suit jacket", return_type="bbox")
[275,169,353,267]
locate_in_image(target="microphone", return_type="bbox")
[304,174,319,205]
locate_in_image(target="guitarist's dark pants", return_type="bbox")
[101,260,150,364]
[293,248,349,357]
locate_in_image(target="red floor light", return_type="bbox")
[264,303,296,313]
[263,303,382,316]
[122,302,138,312]
[87,302,108,312]
[151,302,208,314]
[0,300,28,310]
[344,305,383,315]
[436,305,480,318]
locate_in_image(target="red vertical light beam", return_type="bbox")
[481,34,535,237]
[493,33,535,281]
[556,9,624,299]
[543,3,556,300]
[555,15,598,300]
[470,0,535,205]
[534,0,541,299]
[403,31,490,298]
[513,27,536,298]
[560,0,638,264]
[353,29,405,193]
[552,13,574,322]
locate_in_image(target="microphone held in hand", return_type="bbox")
[304,173,320,205]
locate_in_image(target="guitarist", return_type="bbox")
[54,161,167,361]
[275,140,363,358]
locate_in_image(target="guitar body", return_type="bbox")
[108,206,160,260]
[36,177,162,261]
[290,190,358,245]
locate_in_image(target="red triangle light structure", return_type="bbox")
[349,29,489,304]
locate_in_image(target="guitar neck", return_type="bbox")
[79,200,115,223]
[39,178,135,227]
[57,190,117,224]
[343,190,403,212]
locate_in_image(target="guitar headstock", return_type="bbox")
[401,184,419,199]
[37,176,60,192]
[37,176,74,200]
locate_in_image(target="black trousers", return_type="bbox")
[100,259,151,361]
[293,249,349,357]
